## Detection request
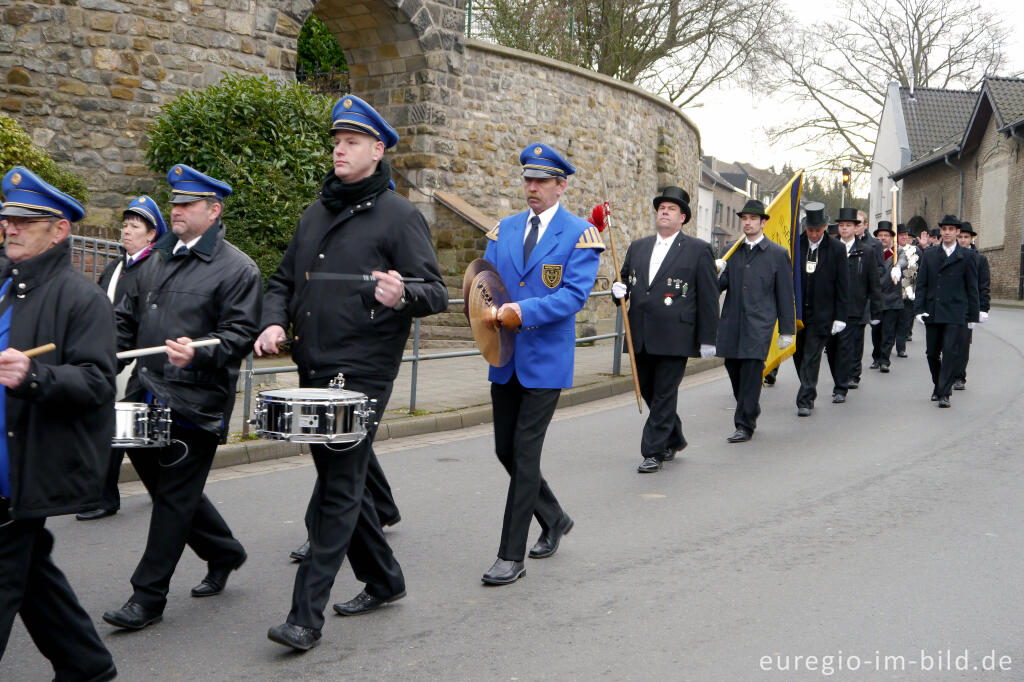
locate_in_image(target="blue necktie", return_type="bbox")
[524,215,540,263]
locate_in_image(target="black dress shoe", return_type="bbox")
[879,364,890,373]
[869,361,880,370]
[797,406,812,417]
[930,393,939,401]
[661,439,687,462]
[481,558,526,585]
[953,379,966,390]
[529,514,574,558]
[333,588,406,616]
[897,350,908,358]
[637,457,662,473]
[726,428,752,443]
[83,663,118,682]
[191,550,247,597]
[76,507,117,521]
[268,622,321,651]
[848,379,859,389]
[290,540,310,562]
[103,600,163,630]
[832,393,846,404]
[938,396,951,408]
[382,513,401,527]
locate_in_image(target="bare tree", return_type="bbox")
[764,0,1012,170]
[470,0,788,106]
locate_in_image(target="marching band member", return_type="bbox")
[257,95,446,651]
[0,167,118,681]
[104,165,261,631]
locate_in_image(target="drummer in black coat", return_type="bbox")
[104,164,262,631]
[257,95,447,652]
[613,186,719,472]
[0,167,118,681]
[792,203,848,417]
[714,199,796,443]
[952,221,990,390]
[914,215,980,407]
[77,195,166,522]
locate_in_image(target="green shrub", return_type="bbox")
[297,14,348,73]
[145,74,334,279]
[0,114,89,204]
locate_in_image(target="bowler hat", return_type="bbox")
[836,207,860,224]
[652,186,691,224]
[874,220,894,237]
[803,201,827,228]
[937,214,961,228]
[736,199,769,220]
[958,220,977,236]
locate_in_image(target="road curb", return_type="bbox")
[117,357,723,482]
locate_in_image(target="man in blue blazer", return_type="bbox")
[479,143,604,585]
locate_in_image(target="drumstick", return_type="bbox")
[304,272,425,283]
[22,342,56,358]
[116,338,221,360]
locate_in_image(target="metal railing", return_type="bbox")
[70,235,120,279]
[239,290,625,437]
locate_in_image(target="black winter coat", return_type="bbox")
[970,248,991,313]
[3,241,117,519]
[877,245,909,311]
[716,238,796,360]
[262,188,448,382]
[840,238,881,322]
[914,244,980,324]
[797,232,849,334]
[97,245,159,306]
[115,221,262,438]
[618,232,719,357]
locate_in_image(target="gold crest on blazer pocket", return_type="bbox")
[541,264,562,289]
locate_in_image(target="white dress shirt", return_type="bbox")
[524,202,560,246]
[648,232,677,286]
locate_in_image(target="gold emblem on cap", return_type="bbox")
[343,98,353,109]
[11,172,22,186]
[534,146,543,155]
[138,197,147,203]
[174,166,183,176]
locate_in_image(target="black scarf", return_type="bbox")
[319,157,392,214]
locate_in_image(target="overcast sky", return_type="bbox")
[685,0,1024,173]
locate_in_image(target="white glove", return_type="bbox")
[699,344,716,359]
[715,259,727,275]
[891,266,901,284]
[979,311,989,323]
[869,319,880,326]
[915,313,929,325]
[611,281,627,299]
[830,320,846,335]
[777,334,794,350]
[968,322,976,330]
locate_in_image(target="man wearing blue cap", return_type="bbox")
[477,142,604,585]
[104,164,262,631]
[258,95,447,651]
[77,195,167,522]
[0,167,118,681]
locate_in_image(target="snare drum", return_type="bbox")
[253,388,371,445]
[113,402,172,448]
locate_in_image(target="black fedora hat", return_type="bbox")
[803,201,827,228]
[652,186,691,224]
[836,207,860,223]
[937,214,961,228]
[736,198,769,220]
[873,220,894,237]
[958,220,976,236]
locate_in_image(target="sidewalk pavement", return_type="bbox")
[118,339,722,482]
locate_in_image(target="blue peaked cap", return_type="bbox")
[330,94,399,149]
[167,164,232,204]
[123,195,167,238]
[0,166,86,222]
[519,143,575,179]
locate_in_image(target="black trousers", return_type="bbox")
[634,352,688,458]
[896,300,915,353]
[289,376,404,632]
[793,329,829,408]
[955,326,973,382]
[0,518,114,680]
[871,310,900,365]
[925,323,964,398]
[128,421,245,610]
[825,323,860,396]
[95,448,124,512]
[849,322,866,380]
[491,373,565,562]
[723,358,763,432]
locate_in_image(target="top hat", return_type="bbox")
[836,207,860,224]
[330,94,399,149]
[896,223,910,235]
[123,195,167,239]
[167,164,232,204]
[736,199,769,220]
[652,186,691,224]
[0,166,85,222]
[803,201,827,229]
[937,214,962,228]
[874,220,895,236]
[519,143,575,179]
[827,223,838,236]
[958,220,976,236]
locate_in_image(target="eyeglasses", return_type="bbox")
[3,217,56,229]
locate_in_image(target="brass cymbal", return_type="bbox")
[462,258,499,323]
[467,269,515,367]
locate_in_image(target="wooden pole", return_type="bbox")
[602,203,643,414]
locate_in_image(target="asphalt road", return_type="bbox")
[8,309,1024,681]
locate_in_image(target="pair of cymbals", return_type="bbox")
[462,259,515,367]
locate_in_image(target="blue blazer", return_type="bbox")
[483,204,604,388]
